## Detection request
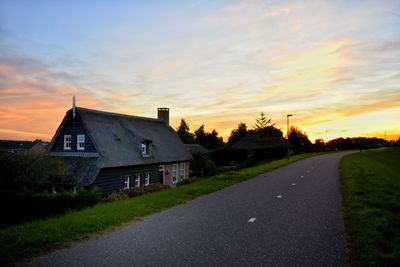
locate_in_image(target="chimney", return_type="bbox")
[72,95,76,119]
[157,108,169,125]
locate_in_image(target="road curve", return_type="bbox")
[29,151,354,267]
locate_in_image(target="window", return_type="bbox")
[180,163,186,180]
[141,140,152,157]
[124,175,130,189]
[144,173,150,186]
[134,174,140,187]
[172,164,178,183]
[77,134,85,150]
[64,135,71,150]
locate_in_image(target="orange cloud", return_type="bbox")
[0,54,106,141]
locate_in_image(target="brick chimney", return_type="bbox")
[157,108,169,125]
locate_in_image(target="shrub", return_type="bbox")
[209,148,248,166]
[205,159,217,175]
[0,187,103,228]
[106,184,169,202]
[253,146,287,160]
[190,150,208,176]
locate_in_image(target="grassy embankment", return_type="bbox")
[0,153,320,266]
[341,148,400,266]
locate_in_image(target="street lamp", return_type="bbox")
[287,114,293,160]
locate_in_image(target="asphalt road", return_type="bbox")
[29,152,354,267]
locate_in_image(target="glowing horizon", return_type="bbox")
[1,1,399,142]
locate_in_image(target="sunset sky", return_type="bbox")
[1,0,399,142]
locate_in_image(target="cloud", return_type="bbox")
[0,53,106,141]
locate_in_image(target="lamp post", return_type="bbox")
[287,114,293,160]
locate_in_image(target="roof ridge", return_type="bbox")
[75,107,163,123]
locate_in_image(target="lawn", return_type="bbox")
[341,148,400,266]
[0,153,320,266]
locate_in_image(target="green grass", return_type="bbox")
[341,148,400,266]
[0,153,320,266]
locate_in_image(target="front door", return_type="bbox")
[158,165,164,184]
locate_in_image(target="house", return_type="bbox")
[0,140,48,155]
[47,103,190,196]
[185,144,208,154]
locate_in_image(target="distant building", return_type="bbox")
[0,140,47,155]
[233,137,293,153]
[47,104,190,196]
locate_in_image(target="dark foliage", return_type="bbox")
[209,148,248,166]
[394,138,400,147]
[190,150,209,176]
[194,125,207,147]
[312,138,327,152]
[106,184,169,202]
[0,187,102,228]
[228,122,247,146]
[253,146,287,160]
[326,137,388,151]
[288,126,312,153]
[176,119,195,144]
[0,153,66,192]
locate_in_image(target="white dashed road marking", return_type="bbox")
[248,218,256,223]
[292,183,296,186]
[277,195,282,198]
[301,175,304,178]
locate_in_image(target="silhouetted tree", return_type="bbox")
[194,124,207,147]
[313,139,326,152]
[176,119,194,144]
[228,122,247,146]
[288,126,312,153]
[254,112,272,137]
[205,129,224,149]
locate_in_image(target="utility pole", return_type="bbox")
[287,114,293,160]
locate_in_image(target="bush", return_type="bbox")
[209,148,248,166]
[0,187,103,228]
[190,150,209,176]
[253,146,287,160]
[0,153,66,192]
[106,184,169,202]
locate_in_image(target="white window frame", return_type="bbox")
[141,143,146,155]
[77,134,85,150]
[180,163,185,180]
[141,141,152,157]
[64,135,71,150]
[123,175,130,189]
[134,174,140,187]
[172,164,178,183]
[144,173,150,186]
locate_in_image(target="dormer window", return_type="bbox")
[64,135,71,150]
[77,134,85,150]
[141,140,152,157]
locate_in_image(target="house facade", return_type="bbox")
[48,105,190,196]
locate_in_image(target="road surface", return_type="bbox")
[29,152,353,266]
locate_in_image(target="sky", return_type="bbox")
[0,0,399,142]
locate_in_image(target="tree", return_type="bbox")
[252,112,283,138]
[228,122,247,146]
[194,124,207,147]
[254,112,272,129]
[205,129,224,149]
[313,139,326,152]
[288,126,312,153]
[176,119,194,144]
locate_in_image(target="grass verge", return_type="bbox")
[0,153,320,266]
[341,148,400,266]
